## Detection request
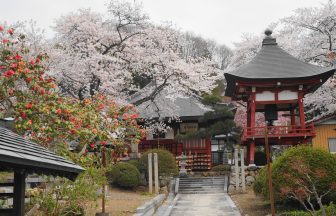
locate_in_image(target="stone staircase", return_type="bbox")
[177,176,228,194]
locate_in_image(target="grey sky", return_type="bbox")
[0,0,324,47]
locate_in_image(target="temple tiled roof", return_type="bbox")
[224,29,335,97]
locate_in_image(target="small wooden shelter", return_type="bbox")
[224,29,335,165]
[0,127,84,216]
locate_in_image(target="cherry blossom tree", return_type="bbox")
[48,0,222,117]
[228,0,336,124]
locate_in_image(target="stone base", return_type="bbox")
[247,164,258,171]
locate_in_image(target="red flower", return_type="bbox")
[92,128,97,134]
[130,113,138,119]
[7,28,14,35]
[21,112,27,119]
[26,103,32,109]
[123,113,129,120]
[2,39,9,43]
[11,63,17,68]
[90,143,95,148]
[28,119,32,125]
[56,108,62,115]
[0,26,3,32]
[101,141,107,145]
[14,54,22,60]
[26,77,31,83]
[30,59,34,65]
[4,70,15,77]
[40,88,45,95]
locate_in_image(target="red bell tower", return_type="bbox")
[225,29,335,166]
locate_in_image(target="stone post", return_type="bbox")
[148,153,153,193]
[240,148,246,192]
[234,148,239,190]
[154,153,159,194]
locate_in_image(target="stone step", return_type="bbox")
[179,184,224,186]
[179,184,224,187]
[178,191,226,194]
[179,182,225,185]
[177,176,228,194]
[179,180,225,183]
[179,178,225,181]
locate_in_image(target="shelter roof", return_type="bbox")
[0,127,84,180]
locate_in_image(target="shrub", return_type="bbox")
[139,149,178,178]
[211,164,231,172]
[281,204,336,216]
[254,146,336,213]
[127,159,141,171]
[106,162,141,188]
[35,167,103,216]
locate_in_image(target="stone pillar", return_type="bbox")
[148,153,153,193]
[234,148,239,190]
[154,153,159,194]
[240,148,246,192]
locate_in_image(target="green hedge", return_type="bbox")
[127,159,141,171]
[211,164,231,172]
[280,204,336,216]
[139,149,178,178]
[106,162,141,188]
[253,146,336,205]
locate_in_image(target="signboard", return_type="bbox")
[180,123,198,133]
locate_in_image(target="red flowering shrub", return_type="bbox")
[0,26,145,164]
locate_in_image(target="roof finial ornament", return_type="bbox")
[265,29,272,36]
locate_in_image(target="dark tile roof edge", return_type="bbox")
[0,127,84,178]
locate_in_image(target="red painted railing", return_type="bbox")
[242,124,315,141]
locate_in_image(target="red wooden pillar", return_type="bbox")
[249,91,256,165]
[290,108,296,133]
[250,92,256,129]
[298,91,305,129]
[290,108,296,126]
[249,141,255,165]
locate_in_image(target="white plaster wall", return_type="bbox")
[278,90,298,100]
[256,91,275,101]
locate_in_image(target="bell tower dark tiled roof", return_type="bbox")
[224,29,335,97]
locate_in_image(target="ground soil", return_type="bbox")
[230,187,271,216]
[86,186,154,216]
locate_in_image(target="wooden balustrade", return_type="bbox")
[242,124,315,141]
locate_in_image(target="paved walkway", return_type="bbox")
[170,192,241,216]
